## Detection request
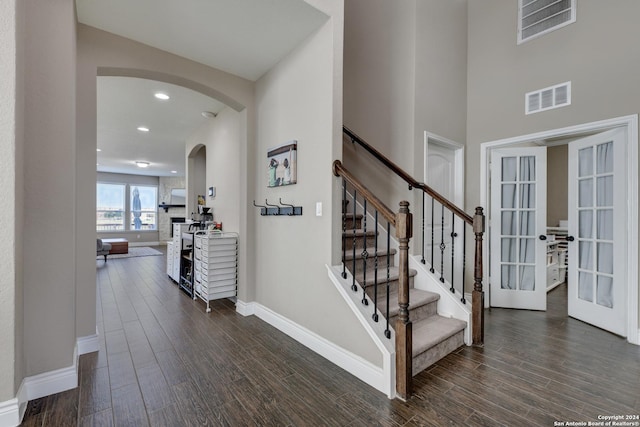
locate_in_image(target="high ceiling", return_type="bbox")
[77,0,328,177]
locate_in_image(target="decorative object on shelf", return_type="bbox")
[197,194,206,205]
[267,140,297,187]
[252,198,302,216]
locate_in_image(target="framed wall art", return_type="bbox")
[267,140,297,187]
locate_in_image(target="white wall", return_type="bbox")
[186,107,241,233]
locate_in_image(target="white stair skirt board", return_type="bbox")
[0,333,99,427]
[237,274,396,399]
[409,256,472,346]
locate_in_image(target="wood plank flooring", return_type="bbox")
[20,248,640,426]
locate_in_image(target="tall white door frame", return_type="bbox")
[479,115,639,345]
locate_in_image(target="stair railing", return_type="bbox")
[333,160,413,400]
[343,125,485,347]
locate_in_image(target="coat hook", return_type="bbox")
[252,200,267,216]
[279,198,296,215]
[265,199,280,215]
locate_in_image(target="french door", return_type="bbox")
[490,147,547,310]
[567,128,627,336]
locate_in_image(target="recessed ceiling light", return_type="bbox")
[137,126,150,132]
[154,92,170,100]
[201,111,217,119]
[170,170,177,174]
[96,148,102,152]
[135,161,150,168]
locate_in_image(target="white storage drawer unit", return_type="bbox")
[193,231,238,312]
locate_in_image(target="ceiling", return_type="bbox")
[77,0,328,177]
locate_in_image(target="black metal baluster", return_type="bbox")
[430,197,435,274]
[384,222,391,339]
[450,211,456,293]
[341,179,347,279]
[461,225,467,304]
[351,190,357,292]
[373,210,379,322]
[421,191,426,264]
[361,200,369,306]
[439,203,445,283]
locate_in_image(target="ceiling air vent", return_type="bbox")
[525,81,571,115]
[518,0,576,44]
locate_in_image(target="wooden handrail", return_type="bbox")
[343,126,472,224]
[333,160,396,226]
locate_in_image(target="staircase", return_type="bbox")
[343,205,466,376]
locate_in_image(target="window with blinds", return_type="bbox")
[518,0,576,44]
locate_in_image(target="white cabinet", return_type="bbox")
[166,241,174,277]
[193,231,238,312]
[169,223,191,283]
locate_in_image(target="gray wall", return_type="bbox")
[343,0,468,241]
[466,0,640,209]
[186,107,242,234]
[253,9,382,364]
[547,145,568,228]
[0,0,23,401]
[23,0,77,376]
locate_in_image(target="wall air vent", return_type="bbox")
[525,81,571,115]
[518,0,576,44]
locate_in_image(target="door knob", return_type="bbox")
[539,235,547,241]
[566,235,575,242]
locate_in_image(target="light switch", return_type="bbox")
[316,202,322,216]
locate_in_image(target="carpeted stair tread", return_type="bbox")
[384,288,439,318]
[343,247,397,261]
[356,267,416,287]
[343,229,377,238]
[412,315,466,356]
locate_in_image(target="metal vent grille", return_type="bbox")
[518,0,576,44]
[525,81,571,115]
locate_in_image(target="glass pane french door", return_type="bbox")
[490,147,547,310]
[568,128,626,336]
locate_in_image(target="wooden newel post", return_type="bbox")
[395,201,413,400]
[472,206,485,346]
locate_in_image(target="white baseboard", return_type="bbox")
[236,298,391,397]
[77,333,99,355]
[0,333,97,427]
[235,299,255,316]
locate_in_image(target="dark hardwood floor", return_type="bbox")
[21,247,640,426]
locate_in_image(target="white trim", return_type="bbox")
[237,283,395,398]
[0,332,101,426]
[235,299,256,316]
[77,333,99,355]
[480,114,639,345]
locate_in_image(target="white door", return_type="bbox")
[567,128,626,336]
[490,147,547,310]
[425,139,463,291]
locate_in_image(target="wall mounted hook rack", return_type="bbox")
[252,199,302,216]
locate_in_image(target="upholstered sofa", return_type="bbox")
[97,239,112,262]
